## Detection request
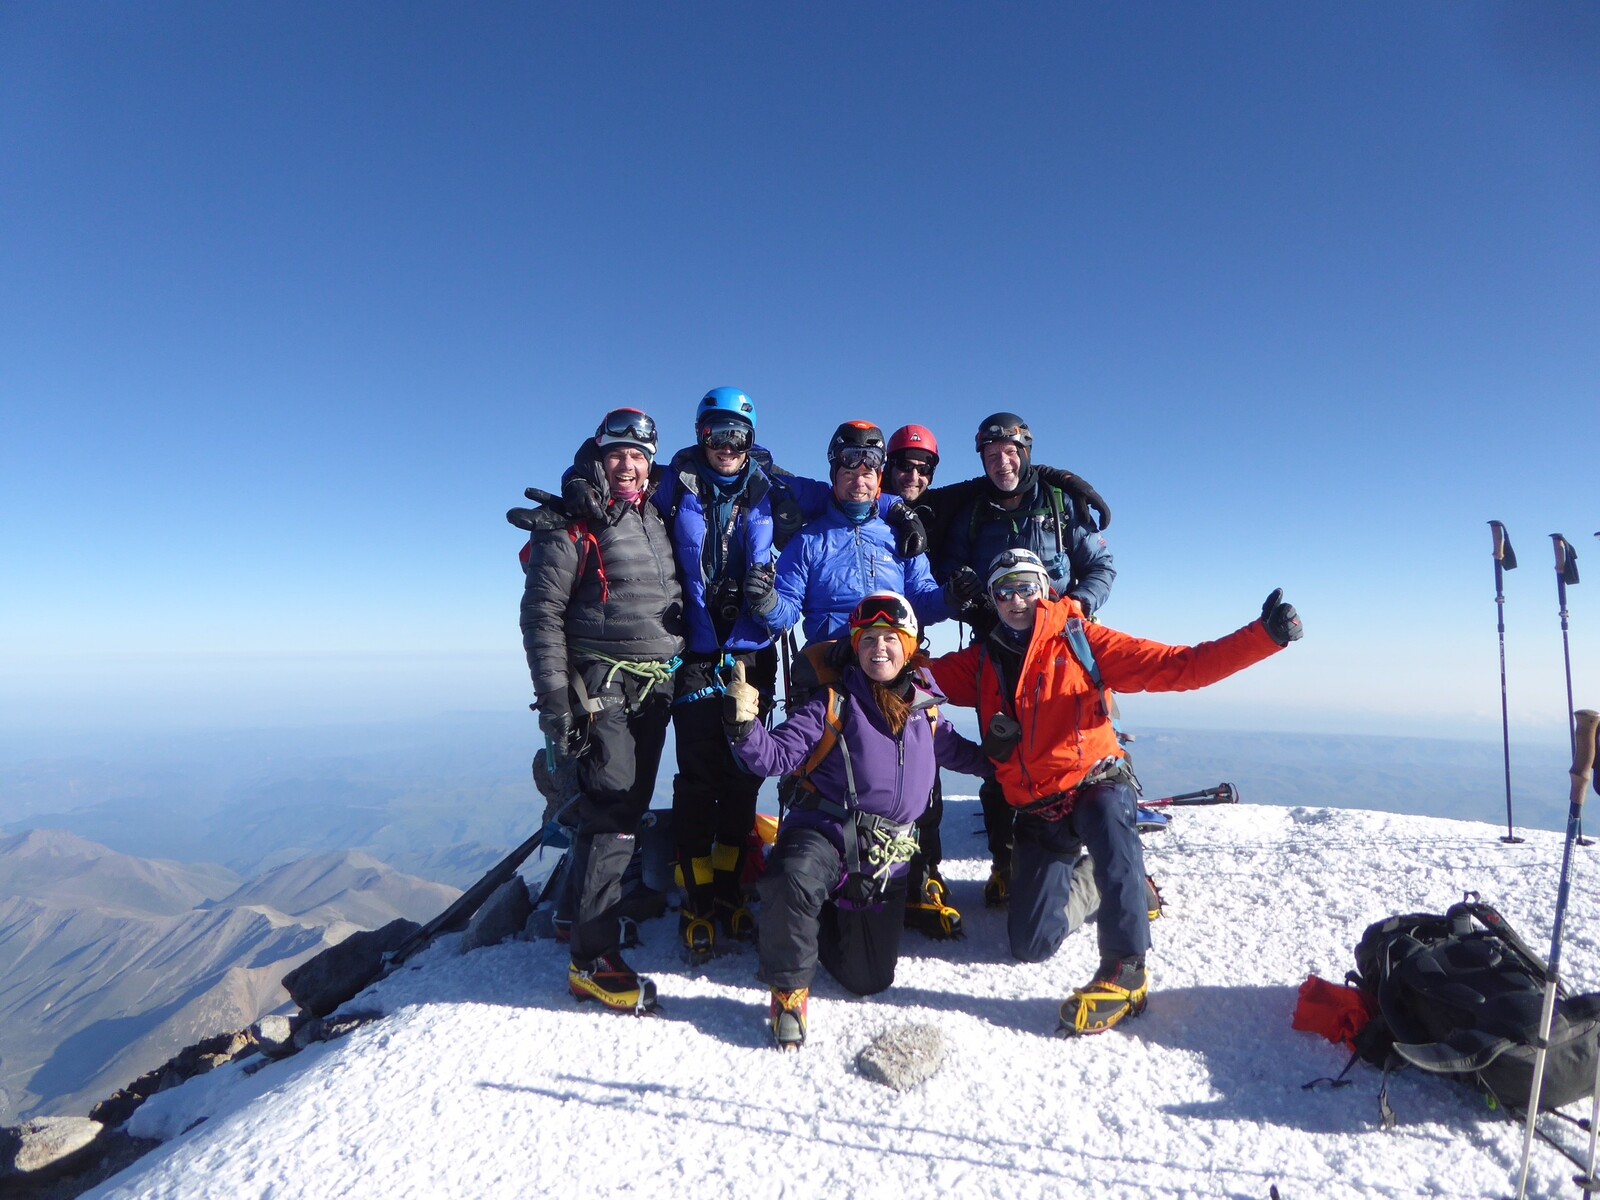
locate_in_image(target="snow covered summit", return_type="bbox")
[86,802,1600,1200]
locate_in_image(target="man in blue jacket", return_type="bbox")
[761,421,977,646]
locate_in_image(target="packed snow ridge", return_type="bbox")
[86,802,1600,1200]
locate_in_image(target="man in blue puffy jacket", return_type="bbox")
[761,421,974,646]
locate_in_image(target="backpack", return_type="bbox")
[1347,898,1600,1114]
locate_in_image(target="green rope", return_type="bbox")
[574,646,682,693]
[862,824,920,891]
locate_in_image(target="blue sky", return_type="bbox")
[2,2,1596,740]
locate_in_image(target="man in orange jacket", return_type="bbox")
[923,549,1303,1034]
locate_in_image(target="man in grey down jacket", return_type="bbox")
[521,407,685,1015]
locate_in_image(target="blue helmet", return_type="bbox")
[696,387,757,430]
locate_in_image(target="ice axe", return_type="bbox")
[1513,707,1599,1200]
[1139,782,1239,809]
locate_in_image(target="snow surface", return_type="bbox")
[83,799,1600,1200]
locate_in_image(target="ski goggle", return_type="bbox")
[599,409,656,444]
[992,580,1043,603]
[849,593,915,634]
[976,421,1032,451]
[835,447,885,471]
[699,419,753,452]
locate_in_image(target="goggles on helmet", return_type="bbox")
[699,416,753,453]
[976,420,1032,451]
[599,409,656,444]
[849,592,916,636]
[835,447,885,472]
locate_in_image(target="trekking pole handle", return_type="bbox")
[1574,709,1600,810]
[1490,520,1513,566]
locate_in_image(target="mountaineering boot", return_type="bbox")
[904,870,964,939]
[979,864,1004,908]
[569,952,658,1015]
[676,853,717,962]
[715,897,757,943]
[1058,957,1149,1036]
[1146,874,1165,921]
[712,842,756,943]
[769,986,809,1051]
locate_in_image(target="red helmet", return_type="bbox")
[887,424,940,467]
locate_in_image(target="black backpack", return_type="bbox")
[1348,899,1600,1114]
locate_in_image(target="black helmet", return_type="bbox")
[975,412,1032,454]
[827,421,887,472]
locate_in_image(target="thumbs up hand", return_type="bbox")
[722,660,762,733]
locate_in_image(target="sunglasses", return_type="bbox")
[992,581,1043,603]
[601,409,656,442]
[700,423,753,452]
[836,447,885,471]
[890,458,934,478]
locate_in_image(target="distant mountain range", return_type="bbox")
[0,829,458,1126]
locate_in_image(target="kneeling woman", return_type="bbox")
[722,591,990,1050]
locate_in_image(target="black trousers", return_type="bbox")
[979,776,1015,869]
[670,647,777,874]
[568,665,674,962]
[906,775,944,893]
[756,826,908,996]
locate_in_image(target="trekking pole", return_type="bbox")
[1552,535,1590,845]
[1490,522,1523,844]
[1140,783,1240,809]
[1513,707,1599,1200]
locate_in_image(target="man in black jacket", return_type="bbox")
[521,407,686,1014]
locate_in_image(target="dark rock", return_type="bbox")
[460,877,532,953]
[281,919,418,1018]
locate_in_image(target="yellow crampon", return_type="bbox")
[1058,970,1149,1037]
[905,876,964,939]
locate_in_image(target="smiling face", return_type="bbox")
[982,441,1025,493]
[887,456,932,502]
[833,461,881,504]
[991,574,1043,632]
[701,441,748,475]
[603,446,651,495]
[855,628,906,682]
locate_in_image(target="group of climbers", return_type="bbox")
[515,388,1303,1045]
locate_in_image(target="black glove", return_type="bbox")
[1037,466,1111,531]
[1260,588,1303,646]
[538,706,581,759]
[561,476,607,524]
[744,562,778,618]
[885,500,929,559]
[943,566,984,615]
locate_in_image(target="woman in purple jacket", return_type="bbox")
[723,591,991,1050]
